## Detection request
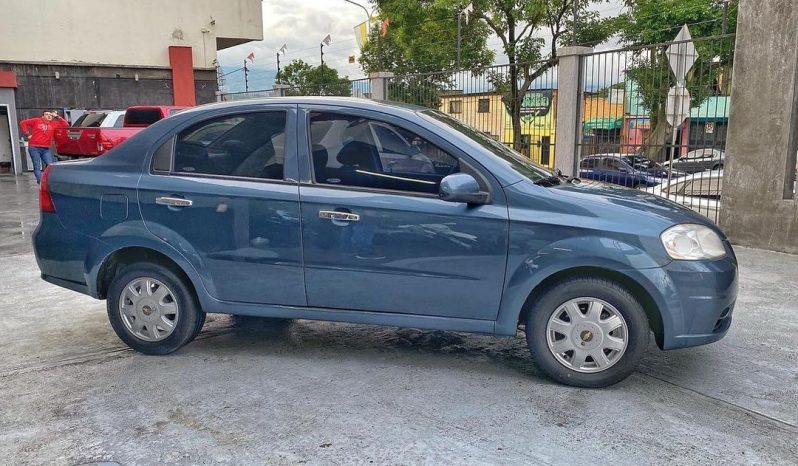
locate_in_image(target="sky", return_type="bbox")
[217,0,627,93]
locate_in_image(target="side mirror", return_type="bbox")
[439,173,489,205]
[618,167,629,174]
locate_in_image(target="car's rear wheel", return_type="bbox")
[107,263,201,355]
[526,276,649,388]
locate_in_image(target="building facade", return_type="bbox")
[0,0,262,174]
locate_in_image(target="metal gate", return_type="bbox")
[577,34,735,223]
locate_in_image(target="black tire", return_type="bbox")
[107,263,201,355]
[525,276,649,388]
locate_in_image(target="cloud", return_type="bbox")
[217,0,368,91]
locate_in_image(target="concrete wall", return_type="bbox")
[719,0,798,253]
[0,0,263,69]
[6,64,217,120]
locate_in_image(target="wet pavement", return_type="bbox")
[0,174,797,465]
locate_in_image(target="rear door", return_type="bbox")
[297,107,509,320]
[138,105,306,306]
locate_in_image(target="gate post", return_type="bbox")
[273,84,289,97]
[554,46,593,176]
[369,72,394,101]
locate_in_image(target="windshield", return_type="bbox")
[422,110,553,182]
[622,156,663,170]
[73,112,107,128]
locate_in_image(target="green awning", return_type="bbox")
[690,96,730,121]
[583,117,623,130]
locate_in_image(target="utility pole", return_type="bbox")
[572,0,579,45]
[721,0,730,34]
[276,52,281,84]
[457,10,462,69]
[243,59,249,92]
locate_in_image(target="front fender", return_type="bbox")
[494,234,671,336]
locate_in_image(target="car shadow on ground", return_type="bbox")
[189,314,686,386]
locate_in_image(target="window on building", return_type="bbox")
[449,100,462,114]
[172,112,287,180]
[309,112,460,195]
[477,98,490,113]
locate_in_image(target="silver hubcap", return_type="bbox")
[119,277,179,342]
[546,297,628,373]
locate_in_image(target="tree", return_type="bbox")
[618,0,738,160]
[279,60,352,96]
[359,0,494,107]
[465,0,616,150]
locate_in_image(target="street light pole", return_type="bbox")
[243,59,249,92]
[343,0,379,68]
[276,52,281,84]
[457,10,462,69]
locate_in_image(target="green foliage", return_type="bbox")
[359,0,494,75]
[618,0,737,138]
[466,0,616,147]
[279,60,352,96]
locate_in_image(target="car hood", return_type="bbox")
[545,178,718,229]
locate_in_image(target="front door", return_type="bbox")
[138,107,306,306]
[298,109,508,320]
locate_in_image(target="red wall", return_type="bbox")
[0,71,17,88]
[168,46,196,106]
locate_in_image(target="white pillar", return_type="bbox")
[368,72,394,101]
[554,46,593,176]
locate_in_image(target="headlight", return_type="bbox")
[660,224,726,260]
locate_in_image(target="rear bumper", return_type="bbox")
[33,213,93,297]
[41,274,89,294]
[638,244,738,350]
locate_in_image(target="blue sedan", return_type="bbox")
[33,98,737,388]
[579,154,671,188]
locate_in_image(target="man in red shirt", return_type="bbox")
[20,110,68,183]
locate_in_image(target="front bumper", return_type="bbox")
[637,242,738,350]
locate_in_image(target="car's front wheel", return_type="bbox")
[526,276,649,388]
[107,263,202,355]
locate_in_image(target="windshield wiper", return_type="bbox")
[534,170,581,187]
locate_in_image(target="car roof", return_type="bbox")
[177,97,426,118]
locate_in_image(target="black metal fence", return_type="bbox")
[219,78,372,101]
[577,34,735,222]
[386,61,559,168]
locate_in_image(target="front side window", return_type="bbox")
[172,111,287,180]
[309,112,460,194]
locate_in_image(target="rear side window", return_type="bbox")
[172,111,287,180]
[125,108,163,126]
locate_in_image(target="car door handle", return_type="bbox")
[319,210,360,222]
[156,196,193,207]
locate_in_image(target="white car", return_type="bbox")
[645,170,723,221]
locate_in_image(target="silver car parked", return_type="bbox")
[664,148,725,174]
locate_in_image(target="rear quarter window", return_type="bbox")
[125,109,164,126]
[73,113,107,127]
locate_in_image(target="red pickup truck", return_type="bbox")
[55,105,187,158]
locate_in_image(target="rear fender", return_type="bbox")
[85,221,212,304]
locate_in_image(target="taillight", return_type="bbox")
[97,134,114,154]
[39,165,56,213]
